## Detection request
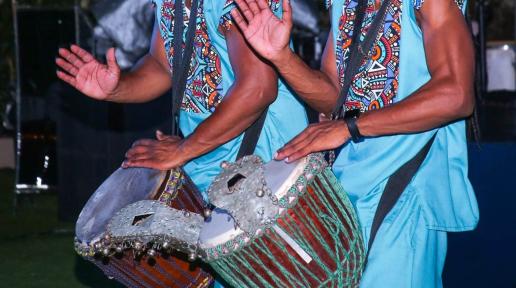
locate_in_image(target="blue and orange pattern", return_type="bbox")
[332,0,402,112]
[156,0,224,113]
[328,0,464,112]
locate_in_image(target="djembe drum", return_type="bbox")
[104,154,365,287]
[202,154,365,287]
[74,168,213,288]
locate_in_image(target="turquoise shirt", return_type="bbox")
[329,0,479,232]
[153,0,308,197]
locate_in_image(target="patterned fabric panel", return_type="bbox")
[330,0,465,112]
[335,0,402,112]
[156,0,224,113]
[219,0,282,34]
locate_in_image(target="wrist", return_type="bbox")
[104,79,123,102]
[344,116,364,143]
[270,47,294,69]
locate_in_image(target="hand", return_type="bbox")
[275,121,351,163]
[231,0,293,62]
[122,131,190,170]
[56,45,121,100]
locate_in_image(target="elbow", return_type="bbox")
[241,79,278,107]
[448,85,475,119]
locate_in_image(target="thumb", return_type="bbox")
[282,0,293,25]
[156,130,166,141]
[106,48,120,74]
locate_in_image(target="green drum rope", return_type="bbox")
[207,168,365,288]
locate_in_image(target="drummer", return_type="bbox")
[232,0,479,287]
[55,1,307,197]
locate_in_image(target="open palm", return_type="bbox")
[232,0,293,62]
[56,45,121,100]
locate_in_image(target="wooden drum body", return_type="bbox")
[75,168,212,288]
[202,154,365,287]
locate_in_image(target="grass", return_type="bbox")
[0,169,123,288]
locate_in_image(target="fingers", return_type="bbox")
[106,48,120,74]
[230,8,249,31]
[132,139,156,147]
[156,130,180,141]
[278,138,317,163]
[233,0,255,22]
[56,58,79,76]
[256,0,269,10]
[70,44,94,62]
[58,48,84,69]
[122,159,165,170]
[156,130,166,141]
[282,0,293,24]
[246,0,261,15]
[56,70,77,87]
[125,145,150,158]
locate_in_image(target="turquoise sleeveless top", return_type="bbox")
[152,0,308,197]
[328,0,479,231]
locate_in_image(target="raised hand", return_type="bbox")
[56,45,121,100]
[231,0,293,62]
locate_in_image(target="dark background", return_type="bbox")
[0,0,515,287]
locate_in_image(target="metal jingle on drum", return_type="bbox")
[188,251,197,262]
[203,208,213,219]
[94,242,102,251]
[134,241,143,251]
[256,189,265,198]
[147,249,157,258]
[220,161,229,169]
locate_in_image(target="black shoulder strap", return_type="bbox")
[365,135,436,263]
[171,0,199,136]
[171,0,266,158]
[236,109,268,159]
[332,0,392,118]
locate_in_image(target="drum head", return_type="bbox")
[199,209,242,249]
[75,168,167,244]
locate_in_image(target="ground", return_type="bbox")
[0,169,123,288]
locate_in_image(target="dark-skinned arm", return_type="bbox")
[56,22,172,103]
[356,0,475,137]
[123,24,278,170]
[276,0,475,161]
[272,32,341,114]
[106,23,173,103]
[231,0,340,114]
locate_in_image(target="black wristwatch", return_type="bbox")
[345,116,364,143]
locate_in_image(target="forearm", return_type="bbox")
[357,79,474,137]
[180,82,276,161]
[272,49,339,114]
[357,0,475,138]
[106,54,172,103]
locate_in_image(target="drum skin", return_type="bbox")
[76,168,213,288]
[208,168,365,288]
